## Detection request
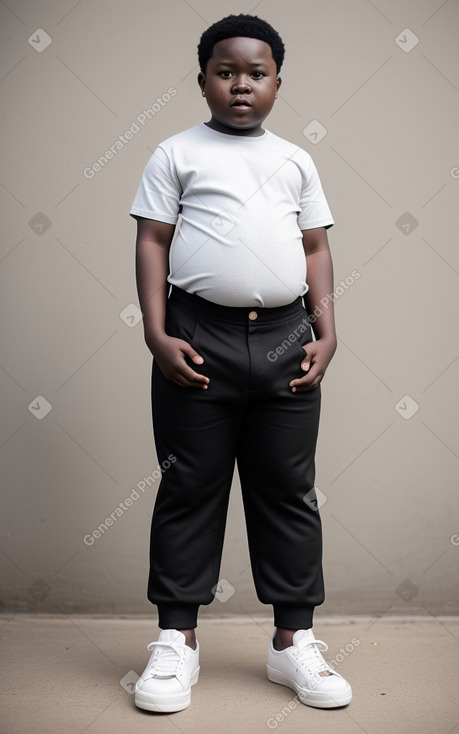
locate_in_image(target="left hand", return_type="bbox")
[289,337,337,392]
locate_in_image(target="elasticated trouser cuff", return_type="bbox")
[157,603,200,630]
[156,604,315,631]
[273,605,315,630]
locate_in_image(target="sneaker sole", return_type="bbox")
[135,668,199,712]
[267,664,352,709]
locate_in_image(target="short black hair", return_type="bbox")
[198,14,285,75]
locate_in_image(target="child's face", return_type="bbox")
[198,36,281,136]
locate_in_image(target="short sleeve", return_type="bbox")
[129,145,181,223]
[296,152,334,231]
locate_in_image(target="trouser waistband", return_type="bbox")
[169,286,305,325]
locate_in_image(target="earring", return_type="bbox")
[275,93,278,99]
[202,90,206,97]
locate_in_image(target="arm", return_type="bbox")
[135,217,209,388]
[289,227,337,392]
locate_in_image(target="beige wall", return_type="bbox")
[1,0,458,620]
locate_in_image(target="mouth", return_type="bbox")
[231,97,251,110]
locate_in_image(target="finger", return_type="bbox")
[184,364,209,384]
[290,367,322,392]
[177,371,209,388]
[175,363,209,388]
[171,372,209,389]
[177,343,210,386]
[181,342,205,366]
[292,377,321,392]
[301,356,311,372]
[300,343,317,372]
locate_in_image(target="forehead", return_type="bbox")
[209,36,275,66]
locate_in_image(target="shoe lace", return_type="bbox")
[294,636,331,676]
[146,641,184,678]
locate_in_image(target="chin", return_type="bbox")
[226,119,258,129]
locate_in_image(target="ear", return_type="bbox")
[276,75,282,92]
[197,72,206,95]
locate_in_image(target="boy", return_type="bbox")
[130,13,352,713]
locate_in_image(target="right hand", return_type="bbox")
[147,334,209,389]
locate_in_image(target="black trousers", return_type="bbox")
[148,286,325,630]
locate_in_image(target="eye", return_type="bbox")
[252,72,265,79]
[219,70,233,78]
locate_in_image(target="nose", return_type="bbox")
[232,75,252,93]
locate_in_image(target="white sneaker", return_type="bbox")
[135,629,200,712]
[267,629,352,709]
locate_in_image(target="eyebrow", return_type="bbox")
[214,61,269,68]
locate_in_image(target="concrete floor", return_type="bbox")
[1,614,458,734]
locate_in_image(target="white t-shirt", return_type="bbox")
[130,123,333,307]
